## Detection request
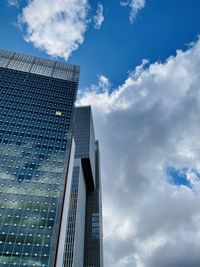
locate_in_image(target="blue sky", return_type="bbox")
[2,1,200,267]
[167,166,192,187]
[1,0,200,89]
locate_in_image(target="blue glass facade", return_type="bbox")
[0,50,79,266]
[73,106,96,190]
[64,166,80,267]
[84,140,103,267]
[64,162,86,267]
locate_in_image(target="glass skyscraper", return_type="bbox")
[0,49,103,267]
[64,107,103,267]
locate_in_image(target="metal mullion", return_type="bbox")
[26,193,47,266]
[37,197,54,266]
[29,196,53,267]
[17,195,38,264]
[0,195,21,263]
[7,191,34,265]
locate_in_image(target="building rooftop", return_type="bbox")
[0,49,80,82]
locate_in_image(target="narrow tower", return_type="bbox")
[64,106,103,267]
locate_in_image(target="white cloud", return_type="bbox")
[19,0,89,60]
[120,0,146,22]
[94,2,104,30]
[98,75,110,89]
[78,39,200,266]
[7,0,19,6]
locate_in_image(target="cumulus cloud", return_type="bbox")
[120,0,146,22]
[78,39,200,266]
[19,0,89,60]
[94,2,104,30]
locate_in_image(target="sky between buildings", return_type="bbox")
[1,1,200,266]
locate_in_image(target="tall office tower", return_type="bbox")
[0,49,79,267]
[64,106,103,267]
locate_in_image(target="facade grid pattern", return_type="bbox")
[64,166,80,267]
[0,52,79,267]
